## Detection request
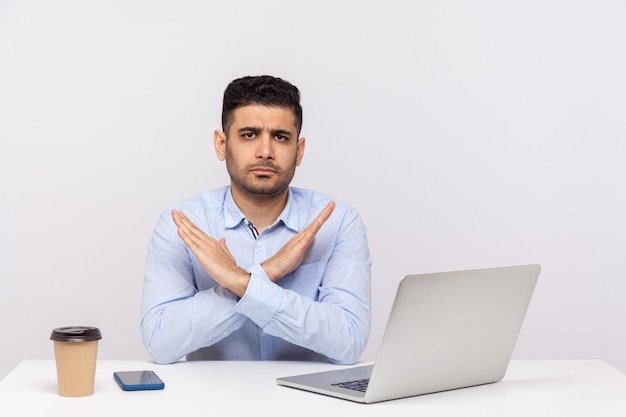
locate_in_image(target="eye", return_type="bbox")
[242,132,256,140]
[274,134,288,142]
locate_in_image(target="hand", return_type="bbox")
[171,209,250,297]
[262,201,336,282]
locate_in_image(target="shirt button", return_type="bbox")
[261,332,267,336]
[223,331,229,336]
[283,336,289,341]
[257,241,263,247]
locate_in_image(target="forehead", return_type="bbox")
[230,105,297,131]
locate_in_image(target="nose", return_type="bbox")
[256,132,274,160]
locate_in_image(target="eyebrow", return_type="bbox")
[271,129,293,137]
[237,127,293,137]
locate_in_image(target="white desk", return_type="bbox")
[1,360,625,416]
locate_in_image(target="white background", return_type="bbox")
[1,1,624,380]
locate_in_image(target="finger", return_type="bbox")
[317,201,336,223]
[172,210,193,241]
[289,201,335,252]
[173,210,209,242]
[172,211,197,244]
[305,201,336,235]
[173,210,197,231]
[172,210,217,256]
[172,210,197,233]
[174,217,200,248]
[171,209,183,228]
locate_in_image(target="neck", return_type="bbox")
[230,185,289,232]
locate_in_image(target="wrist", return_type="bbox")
[230,270,251,298]
[260,260,278,282]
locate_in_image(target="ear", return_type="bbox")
[295,137,306,166]
[214,130,227,161]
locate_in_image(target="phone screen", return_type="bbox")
[113,370,165,391]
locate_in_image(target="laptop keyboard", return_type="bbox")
[331,378,369,392]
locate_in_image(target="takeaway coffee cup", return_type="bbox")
[50,326,102,397]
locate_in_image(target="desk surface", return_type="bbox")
[1,360,625,416]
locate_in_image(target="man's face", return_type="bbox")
[215,104,305,199]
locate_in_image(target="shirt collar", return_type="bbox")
[223,186,300,232]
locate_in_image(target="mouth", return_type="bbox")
[250,164,278,176]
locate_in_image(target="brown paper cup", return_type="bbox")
[50,326,102,397]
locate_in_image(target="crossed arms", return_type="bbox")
[140,193,371,365]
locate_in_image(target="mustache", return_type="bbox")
[248,161,280,171]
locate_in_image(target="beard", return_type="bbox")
[225,154,297,198]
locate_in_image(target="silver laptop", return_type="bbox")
[276,264,541,403]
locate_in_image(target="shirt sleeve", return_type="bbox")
[139,211,248,364]
[234,209,372,365]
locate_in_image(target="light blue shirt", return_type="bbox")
[140,186,371,365]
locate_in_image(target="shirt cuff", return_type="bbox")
[234,264,284,328]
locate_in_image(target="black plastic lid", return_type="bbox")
[50,326,102,342]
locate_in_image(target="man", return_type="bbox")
[140,75,371,365]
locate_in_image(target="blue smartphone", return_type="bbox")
[113,370,165,391]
